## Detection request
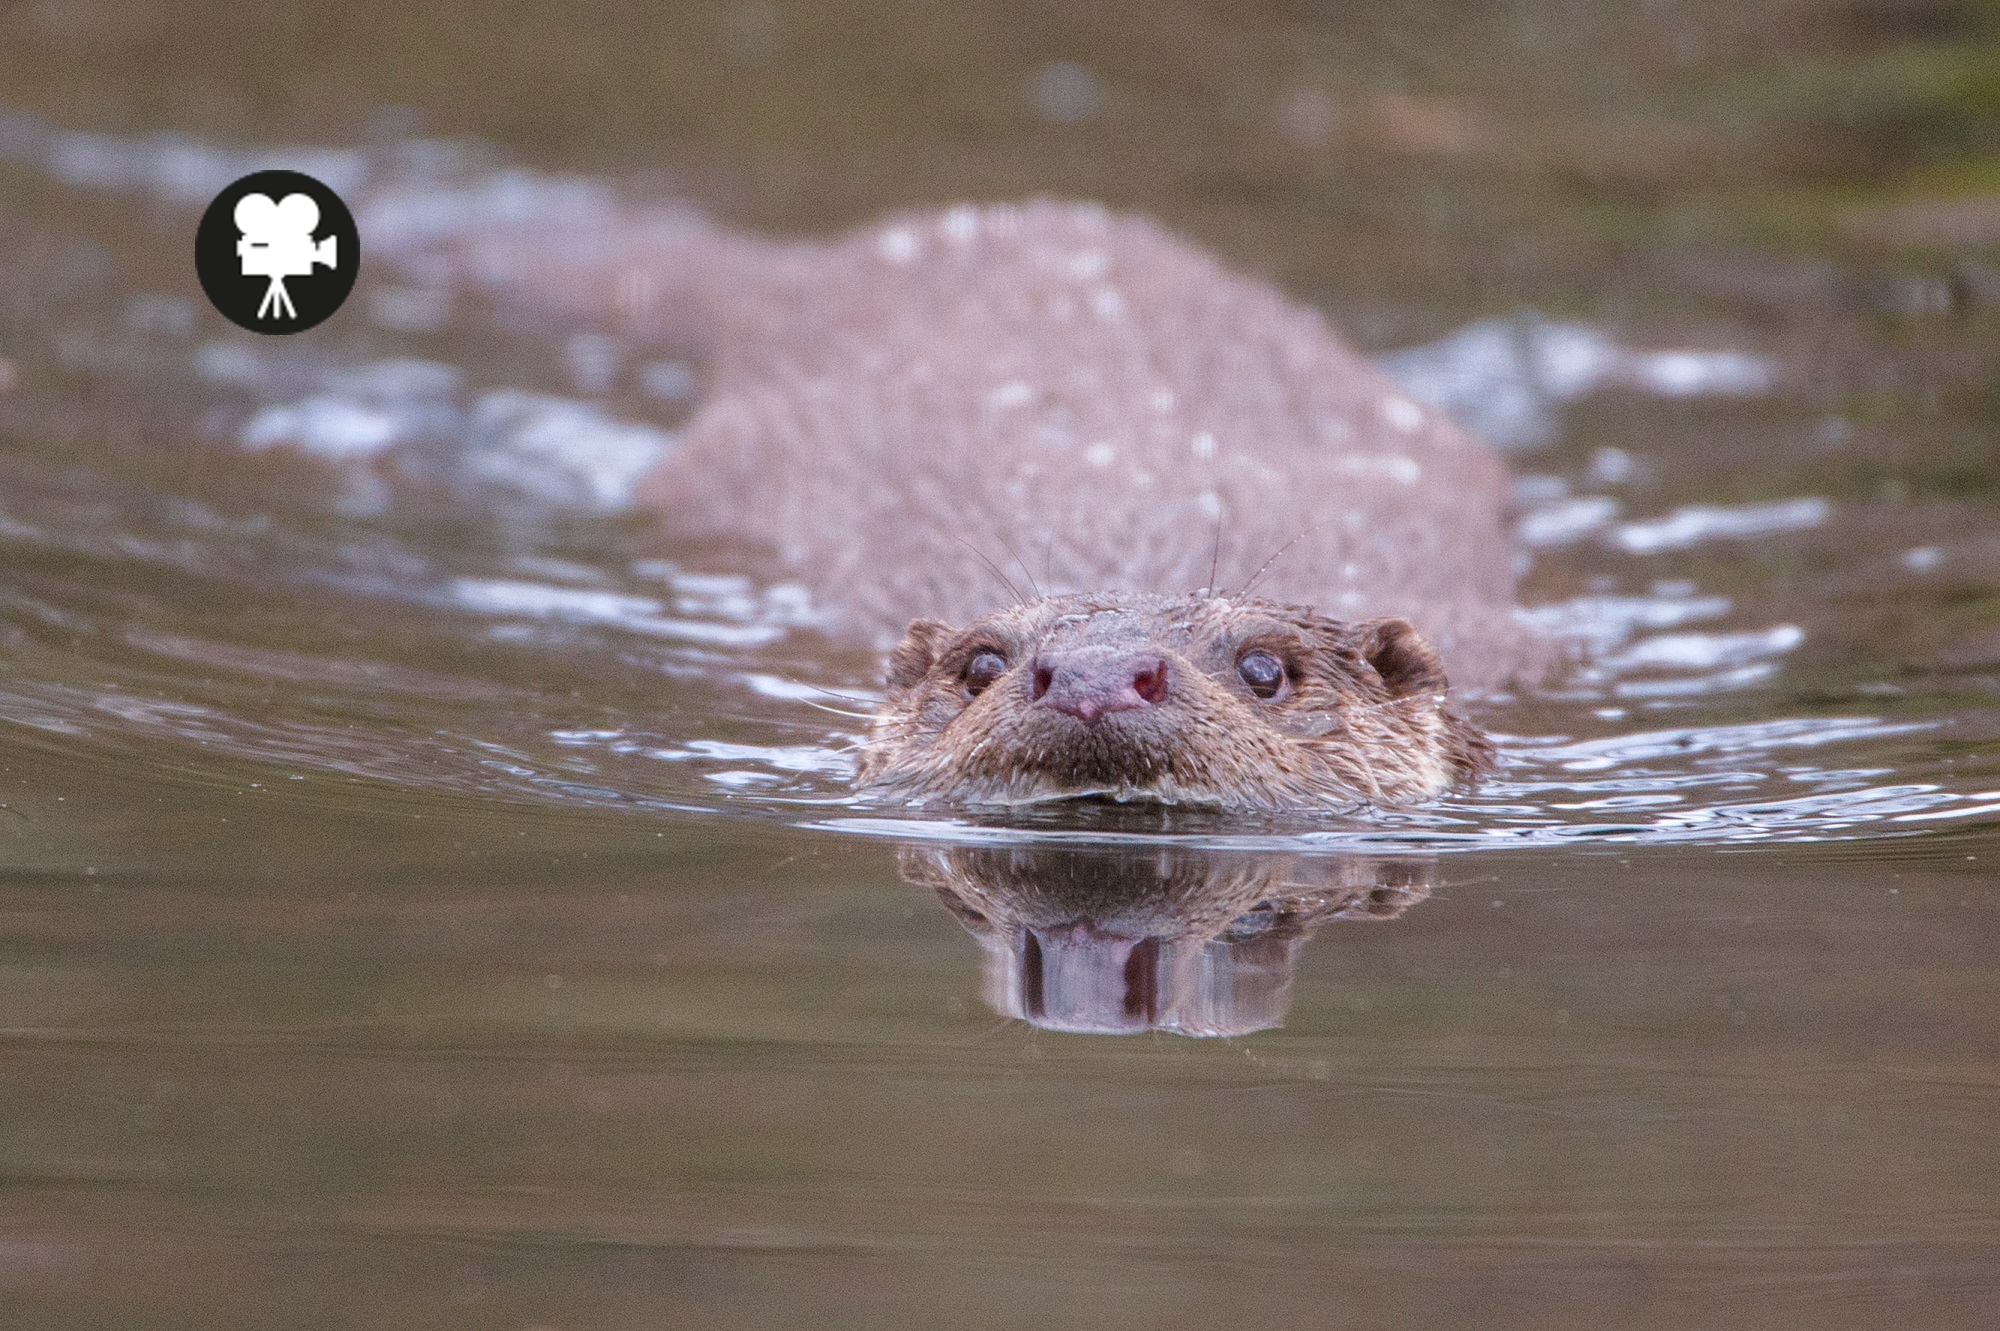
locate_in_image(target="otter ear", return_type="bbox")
[887,619,956,692]
[1355,618,1448,698]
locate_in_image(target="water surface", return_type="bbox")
[2,2,1999,1326]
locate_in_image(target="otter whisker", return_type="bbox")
[799,699,878,721]
[990,526,1042,600]
[1239,517,1334,599]
[953,1012,1028,1046]
[947,532,1029,607]
[799,686,883,707]
[764,673,883,708]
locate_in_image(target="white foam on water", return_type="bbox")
[627,564,831,632]
[662,739,856,775]
[449,577,663,622]
[1901,546,1945,572]
[1517,588,1798,700]
[1516,592,1734,653]
[1894,801,2000,823]
[1381,314,1776,450]
[1612,498,1831,555]
[1515,716,1929,773]
[1611,661,1781,699]
[201,340,676,513]
[540,729,858,793]
[1516,495,1621,548]
[234,359,463,468]
[1603,624,1804,673]
[38,126,370,207]
[241,398,406,459]
[464,391,673,511]
[358,164,621,259]
[1512,474,1570,504]
[1629,349,1772,397]
[447,576,784,647]
[743,672,877,704]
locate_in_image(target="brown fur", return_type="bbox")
[858,591,1493,809]
[396,195,1534,808]
[424,200,1532,681]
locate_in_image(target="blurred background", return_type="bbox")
[9,0,2000,326]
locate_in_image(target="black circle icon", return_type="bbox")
[196,170,359,335]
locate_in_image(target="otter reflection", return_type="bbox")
[899,845,1434,1037]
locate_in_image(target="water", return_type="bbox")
[3,2,2000,1326]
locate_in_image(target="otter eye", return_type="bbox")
[962,650,1009,697]
[1237,649,1286,700]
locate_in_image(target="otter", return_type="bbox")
[389,194,1535,808]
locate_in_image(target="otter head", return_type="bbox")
[856,592,1493,810]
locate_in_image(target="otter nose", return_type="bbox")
[1030,646,1171,725]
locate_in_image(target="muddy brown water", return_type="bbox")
[2,2,2000,1327]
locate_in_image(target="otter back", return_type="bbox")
[404,197,1531,690]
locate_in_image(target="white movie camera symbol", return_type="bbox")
[235,192,338,321]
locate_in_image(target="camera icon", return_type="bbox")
[235,192,339,321]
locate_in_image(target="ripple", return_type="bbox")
[1611,498,1831,556]
[2,115,1991,860]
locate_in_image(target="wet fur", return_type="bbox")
[858,591,1493,809]
[399,195,1531,808]
[421,200,1534,688]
